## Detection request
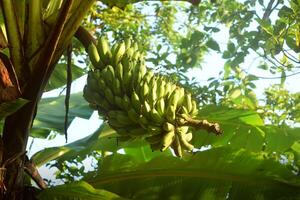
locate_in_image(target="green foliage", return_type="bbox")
[38,181,127,200]
[45,63,85,92]
[84,147,300,200]
[2,0,300,199]
[31,92,93,138]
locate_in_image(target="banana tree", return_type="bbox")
[0,1,97,199]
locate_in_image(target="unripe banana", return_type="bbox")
[97,79,106,94]
[94,93,111,111]
[147,125,162,135]
[121,95,131,111]
[161,130,175,151]
[131,91,141,112]
[138,115,149,128]
[177,126,189,135]
[126,47,135,58]
[143,71,154,83]
[184,93,193,113]
[177,127,194,151]
[172,135,182,157]
[88,43,101,68]
[150,108,163,125]
[166,105,176,122]
[104,87,114,103]
[145,134,163,144]
[83,37,218,157]
[109,118,127,128]
[156,79,166,99]
[163,122,175,132]
[125,38,132,50]
[83,85,96,104]
[115,128,129,136]
[128,108,140,122]
[132,42,139,51]
[139,81,149,101]
[128,127,147,137]
[113,42,126,65]
[87,73,98,92]
[107,65,115,83]
[112,78,121,96]
[141,100,152,119]
[97,36,111,64]
[148,77,157,107]
[168,88,181,108]
[180,106,189,115]
[190,100,198,116]
[115,63,123,81]
[132,51,140,61]
[156,98,165,116]
[185,132,193,142]
[115,96,124,109]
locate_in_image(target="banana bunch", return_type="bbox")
[84,36,199,157]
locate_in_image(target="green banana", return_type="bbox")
[131,91,141,112]
[112,78,121,96]
[145,134,163,144]
[128,108,140,122]
[163,122,175,132]
[125,38,132,50]
[147,125,162,135]
[138,115,149,127]
[88,43,101,68]
[128,127,146,137]
[97,36,111,64]
[190,100,198,116]
[83,85,96,104]
[150,107,163,124]
[122,95,131,111]
[104,87,114,103]
[172,135,182,157]
[115,96,124,109]
[113,42,126,65]
[177,128,194,151]
[156,98,165,116]
[161,130,175,151]
[115,63,123,81]
[84,37,219,158]
[166,105,176,122]
[184,93,193,113]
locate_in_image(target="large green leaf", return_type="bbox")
[0,98,28,120]
[194,105,300,154]
[31,92,93,138]
[31,123,115,166]
[37,181,128,200]
[86,147,300,200]
[45,63,85,92]
[31,122,172,166]
[192,105,265,151]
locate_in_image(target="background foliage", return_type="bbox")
[1,0,299,199]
